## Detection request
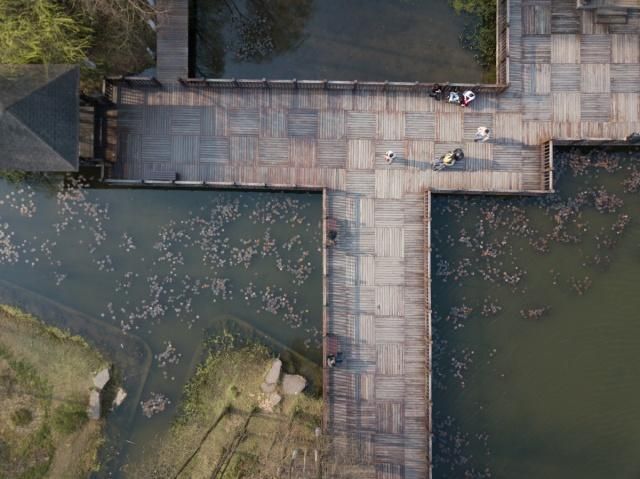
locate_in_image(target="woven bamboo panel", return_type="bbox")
[522,35,552,63]
[551,64,581,91]
[581,64,611,93]
[580,35,612,64]
[611,34,640,65]
[435,112,464,142]
[551,34,580,63]
[348,140,376,170]
[347,112,378,139]
[404,112,436,140]
[198,137,229,164]
[523,64,552,94]
[612,93,640,122]
[523,4,551,34]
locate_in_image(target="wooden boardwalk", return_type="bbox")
[109,1,640,478]
[322,190,431,479]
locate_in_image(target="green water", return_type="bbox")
[432,147,640,478]
[0,180,321,476]
[192,0,484,82]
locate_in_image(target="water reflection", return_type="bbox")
[432,147,640,478]
[192,0,483,81]
[0,178,322,476]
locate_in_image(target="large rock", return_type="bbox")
[282,374,307,395]
[264,359,282,385]
[260,382,276,394]
[93,367,110,390]
[265,392,282,410]
[88,390,101,420]
[112,387,127,408]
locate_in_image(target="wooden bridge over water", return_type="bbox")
[103,0,640,476]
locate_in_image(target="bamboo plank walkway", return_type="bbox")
[323,189,430,479]
[111,1,640,478]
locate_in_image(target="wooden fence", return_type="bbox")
[105,76,162,88]
[179,77,508,94]
[424,190,433,471]
[497,0,510,86]
[542,140,554,192]
[321,188,329,432]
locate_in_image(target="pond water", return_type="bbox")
[0,180,322,476]
[191,0,484,82]
[431,147,640,478]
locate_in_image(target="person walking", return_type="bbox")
[385,150,396,165]
[474,127,490,143]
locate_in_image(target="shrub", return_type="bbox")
[451,0,497,76]
[0,0,92,65]
[11,407,33,427]
[51,402,87,434]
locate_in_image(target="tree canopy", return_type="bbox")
[0,0,91,64]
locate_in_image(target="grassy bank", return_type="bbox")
[0,304,109,478]
[126,338,323,478]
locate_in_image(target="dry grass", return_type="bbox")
[126,345,323,478]
[0,304,108,478]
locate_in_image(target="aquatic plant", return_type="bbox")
[450,0,497,78]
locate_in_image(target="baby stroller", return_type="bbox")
[433,148,464,171]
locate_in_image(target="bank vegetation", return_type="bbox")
[126,336,323,478]
[0,304,109,478]
[0,0,157,91]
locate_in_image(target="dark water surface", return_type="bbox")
[192,0,483,82]
[432,148,640,478]
[0,181,321,476]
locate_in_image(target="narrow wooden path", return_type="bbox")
[110,1,640,478]
[323,189,430,479]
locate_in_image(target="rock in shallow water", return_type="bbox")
[92,367,110,390]
[112,387,127,408]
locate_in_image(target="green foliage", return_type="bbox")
[0,345,50,397]
[450,0,497,76]
[11,407,33,426]
[0,0,91,65]
[0,170,29,184]
[51,402,87,434]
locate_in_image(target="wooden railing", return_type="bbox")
[424,190,433,474]
[497,0,510,86]
[105,76,162,88]
[103,76,162,103]
[179,77,508,93]
[321,188,329,432]
[542,140,554,192]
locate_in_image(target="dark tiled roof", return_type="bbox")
[0,65,79,172]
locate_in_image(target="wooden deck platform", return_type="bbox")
[109,1,640,477]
